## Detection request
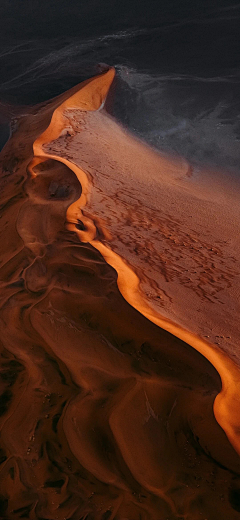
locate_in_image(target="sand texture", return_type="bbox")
[0,68,240,519]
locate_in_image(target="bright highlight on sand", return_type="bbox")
[28,67,240,457]
[1,67,240,519]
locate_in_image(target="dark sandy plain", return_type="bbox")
[0,65,240,520]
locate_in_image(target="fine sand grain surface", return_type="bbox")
[0,68,240,519]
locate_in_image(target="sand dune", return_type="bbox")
[0,68,240,519]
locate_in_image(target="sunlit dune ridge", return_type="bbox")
[29,67,240,455]
[0,67,240,519]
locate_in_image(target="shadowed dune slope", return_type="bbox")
[0,69,240,519]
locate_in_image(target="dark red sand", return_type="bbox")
[1,69,240,519]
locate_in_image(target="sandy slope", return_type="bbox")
[0,68,240,519]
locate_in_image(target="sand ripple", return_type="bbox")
[0,69,240,519]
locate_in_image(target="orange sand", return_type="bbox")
[28,68,240,455]
[0,68,240,519]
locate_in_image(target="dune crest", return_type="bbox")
[0,68,240,519]
[28,68,240,456]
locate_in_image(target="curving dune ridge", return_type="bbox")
[1,67,240,519]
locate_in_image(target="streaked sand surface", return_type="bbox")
[1,68,240,519]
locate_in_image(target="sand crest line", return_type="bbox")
[28,67,240,457]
